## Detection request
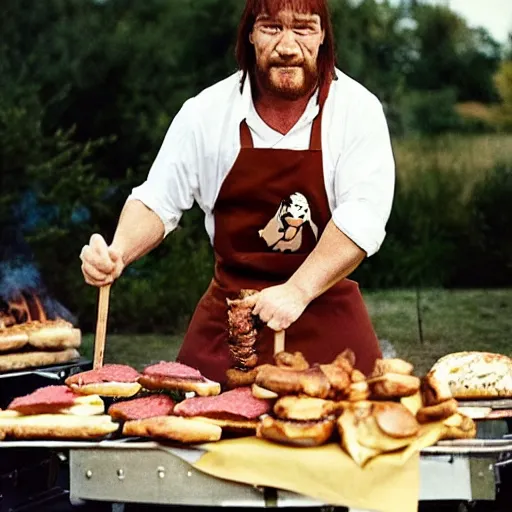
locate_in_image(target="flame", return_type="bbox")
[0,292,49,329]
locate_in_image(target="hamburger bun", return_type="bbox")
[138,374,221,397]
[191,416,259,433]
[68,381,142,398]
[273,396,338,421]
[257,416,336,447]
[0,413,119,440]
[122,415,222,443]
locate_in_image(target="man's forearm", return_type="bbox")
[288,220,366,302]
[111,199,166,266]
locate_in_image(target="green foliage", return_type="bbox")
[0,0,510,333]
[450,164,512,287]
[398,88,461,135]
[353,161,512,289]
[103,207,214,334]
[353,163,468,288]
[406,3,502,103]
[493,60,512,129]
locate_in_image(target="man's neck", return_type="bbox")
[253,87,315,135]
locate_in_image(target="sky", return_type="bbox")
[419,0,512,44]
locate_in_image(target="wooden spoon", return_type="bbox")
[93,284,111,369]
[274,330,286,355]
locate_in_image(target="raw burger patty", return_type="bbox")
[108,394,175,421]
[174,387,270,419]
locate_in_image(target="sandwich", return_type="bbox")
[65,364,142,397]
[7,385,104,416]
[0,348,80,372]
[0,385,118,440]
[0,319,81,352]
[174,386,271,432]
[257,396,339,447]
[257,416,336,448]
[0,319,81,372]
[138,361,221,396]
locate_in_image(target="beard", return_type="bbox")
[255,59,318,100]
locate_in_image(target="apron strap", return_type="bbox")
[240,120,254,149]
[240,78,331,151]
[309,78,331,151]
[309,109,323,151]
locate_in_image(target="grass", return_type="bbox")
[81,288,512,376]
[394,133,512,176]
[363,288,511,375]
[393,133,512,199]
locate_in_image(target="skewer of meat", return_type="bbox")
[226,289,262,370]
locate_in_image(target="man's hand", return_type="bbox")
[241,282,310,331]
[80,234,125,287]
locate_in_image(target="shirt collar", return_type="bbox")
[239,72,321,130]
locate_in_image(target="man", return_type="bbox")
[80,0,395,384]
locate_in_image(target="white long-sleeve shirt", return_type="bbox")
[128,68,395,257]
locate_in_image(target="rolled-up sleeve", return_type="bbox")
[127,99,200,237]
[332,97,395,257]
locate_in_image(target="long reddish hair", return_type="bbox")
[235,0,337,103]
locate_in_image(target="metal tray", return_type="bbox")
[458,398,512,409]
[0,436,510,454]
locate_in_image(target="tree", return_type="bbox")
[493,60,512,128]
[406,3,501,102]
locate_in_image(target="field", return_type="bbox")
[393,132,512,203]
[394,133,512,178]
[81,288,512,376]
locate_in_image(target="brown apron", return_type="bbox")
[177,92,382,384]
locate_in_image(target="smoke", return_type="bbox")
[0,262,42,299]
[379,339,397,359]
[0,261,77,324]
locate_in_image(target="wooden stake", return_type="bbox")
[274,330,285,355]
[93,284,111,369]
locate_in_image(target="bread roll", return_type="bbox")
[0,414,119,439]
[273,396,338,421]
[257,416,336,447]
[138,375,221,396]
[416,399,459,424]
[123,416,222,442]
[69,382,142,397]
